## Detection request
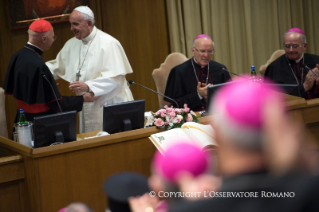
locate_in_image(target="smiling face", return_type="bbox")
[69,10,92,40]
[191,37,214,66]
[284,32,307,61]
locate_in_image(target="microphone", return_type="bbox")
[221,67,250,79]
[301,64,319,78]
[128,80,179,107]
[43,75,63,113]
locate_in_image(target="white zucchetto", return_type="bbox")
[73,6,94,19]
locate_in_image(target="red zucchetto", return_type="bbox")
[29,19,52,32]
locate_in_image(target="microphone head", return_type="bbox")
[300,64,310,70]
[128,80,134,85]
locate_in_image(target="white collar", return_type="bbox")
[193,57,207,68]
[81,26,97,44]
[27,42,42,51]
[295,53,304,63]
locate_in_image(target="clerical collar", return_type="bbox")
[295,53,304,63]
[193,57,207,68]
[82,26,97,44]
[25,43,43,56]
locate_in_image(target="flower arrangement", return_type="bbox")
[145,104,198,130]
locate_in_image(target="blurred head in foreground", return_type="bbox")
[103,172,150,212]
[150,142,214,196]
[210,77,285,175]
[58,202,94,212]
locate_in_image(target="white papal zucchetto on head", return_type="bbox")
[73,5,94,19]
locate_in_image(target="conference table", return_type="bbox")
[1,95,319,212]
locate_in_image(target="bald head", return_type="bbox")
[28,27,55,51]
[65,202,94,212]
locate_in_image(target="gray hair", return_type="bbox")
[283,32,307,44]
[192,37,215,49]
[80,13,95,26]
[212,107,263,151]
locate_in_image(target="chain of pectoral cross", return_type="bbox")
[76,32,97,81]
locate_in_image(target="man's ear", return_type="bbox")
[42,36,47,43]
[303,42,308,51]
[87,20,93,27]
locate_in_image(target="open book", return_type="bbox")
[149,122,217,154]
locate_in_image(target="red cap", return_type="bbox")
[29,19,52,32]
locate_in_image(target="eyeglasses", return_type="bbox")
[193,47,214,55]
[284,44,302,50]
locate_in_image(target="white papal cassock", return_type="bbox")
[46,26,134,133]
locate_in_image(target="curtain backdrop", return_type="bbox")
[166,0,319,76]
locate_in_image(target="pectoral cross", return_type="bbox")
[76,71,82,81]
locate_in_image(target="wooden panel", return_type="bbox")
[0,137,32,157]
[0,155,24,183]
[0,156,30,212]
[302,106,319,125]
[35,137,156,212]
[18,128,158,212]
[101,0,170,112]
[0,182,22,212]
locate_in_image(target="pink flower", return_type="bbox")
[169,111,176,118]
[147,104,198,129]
[175,108,182,114]
[155,118,164,127]
[166,107,174,113]
[159,109,166,113]
[186,114,193,122]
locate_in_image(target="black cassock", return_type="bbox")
[264,53,319,99]
[164,58,231,111]
[3,44,83,122]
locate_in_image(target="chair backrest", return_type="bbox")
[259,49,285,75]
[152,52,188,108]
[0,87,8,138]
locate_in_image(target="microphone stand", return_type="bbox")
[43,75,63,113]
[222,67,250,79]
[129,81,179,107]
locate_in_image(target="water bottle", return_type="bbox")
[18,109,28,125]
[15,109,33,147]
[250,66,256,78]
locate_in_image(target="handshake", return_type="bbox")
[69,81,100,102]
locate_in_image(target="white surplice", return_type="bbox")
[46,26,134,133]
